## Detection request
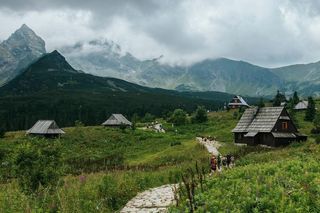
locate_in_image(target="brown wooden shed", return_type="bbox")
[228,95,250,109]
[232,107,307,147]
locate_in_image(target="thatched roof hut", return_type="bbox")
[102,114,132,127]
[27,120,65,137]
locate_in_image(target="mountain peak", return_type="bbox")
[1,24,46,58]
[19,24,32,32]
[0,24,47,85]
[50,50,64,58]
[26,50,79,74]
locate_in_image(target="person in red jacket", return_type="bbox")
[210,155,217,176]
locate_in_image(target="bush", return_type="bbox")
[74,120,84,127]
[170,141,182,146]
[192,106,208,123]
[142,113,155,123]
[169,109,187,126]
[315,136,320,144]
[14,141,62,195]
[311,127,320,134]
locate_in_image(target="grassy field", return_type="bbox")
[172,101,320,212]
[0,101,318,212]
[0,115,224,212]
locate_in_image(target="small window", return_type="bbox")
[282,122,288,130]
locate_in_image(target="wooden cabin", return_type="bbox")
[27,120,65,138]
[232,107,307,147]
[294,101,308,110]
[228,95,250,109]
[102,114,132,128]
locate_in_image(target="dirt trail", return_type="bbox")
[196,137,221,155]
[120,137,220,213]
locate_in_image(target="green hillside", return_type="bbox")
[0,100,318,212]
[172,101,320,212]
[0,50,248,131]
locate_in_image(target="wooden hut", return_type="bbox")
[228,95,250,109]
[102,114,132,128]
[294,101,308,110]
[232,107,307,147]
[27,120,65,138]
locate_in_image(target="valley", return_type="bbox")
[0,24,320,213]
[0,102,319,212]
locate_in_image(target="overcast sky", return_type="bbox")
[1,0,320,67]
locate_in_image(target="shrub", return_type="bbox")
[170,141,182,146]
[311,127,320,134]
[315,136,320,144]
[74,120,84,127]
[142,113,155,123]
[192,106,208,123]
[169,109,187,126]
[14,141,62,195]
[119,123,127,132]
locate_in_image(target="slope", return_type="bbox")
[0,50,236,131]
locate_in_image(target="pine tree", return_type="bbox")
[305,96,316,121]
[273,90,282,107]
[273,90,287,107]
[292,91,300,105]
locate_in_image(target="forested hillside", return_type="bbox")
[0,50,244,131]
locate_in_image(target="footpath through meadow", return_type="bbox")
[120,137,220,213]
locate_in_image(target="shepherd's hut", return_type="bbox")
[102,114,132,128]
[232,107,307,147]
[27,120,65,138]
[228,95,250,109]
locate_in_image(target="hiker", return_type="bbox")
[222,156,227,167]
[226,154,232,168]
[210,155,217,175]
[217,154,222,171]
[230,155,235,167]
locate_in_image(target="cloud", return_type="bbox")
[1,0,320,67]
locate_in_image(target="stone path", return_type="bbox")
[120,184,178,213]
[196,137,221,155]
[120,137,221,213]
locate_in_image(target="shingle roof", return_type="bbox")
[272,132,296,138]
[246,107,284,132]
[232,107,285,133]
[245,132,258,137]
[232,107,258,132]
[294,101,308,110]
[27,120,65,135]
[228,96,250,107]
[102,114,132,126]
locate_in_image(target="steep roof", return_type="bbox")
[27,120,65,135]
[232,107,285,133]
[228,95,249,107]
[246,107,284,132]
[294,101,308,110]
[232,107,258,132]
[102,114,132,126]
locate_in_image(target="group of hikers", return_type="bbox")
[210,153,235,175]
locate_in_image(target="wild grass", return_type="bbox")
[172,104,320,212]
